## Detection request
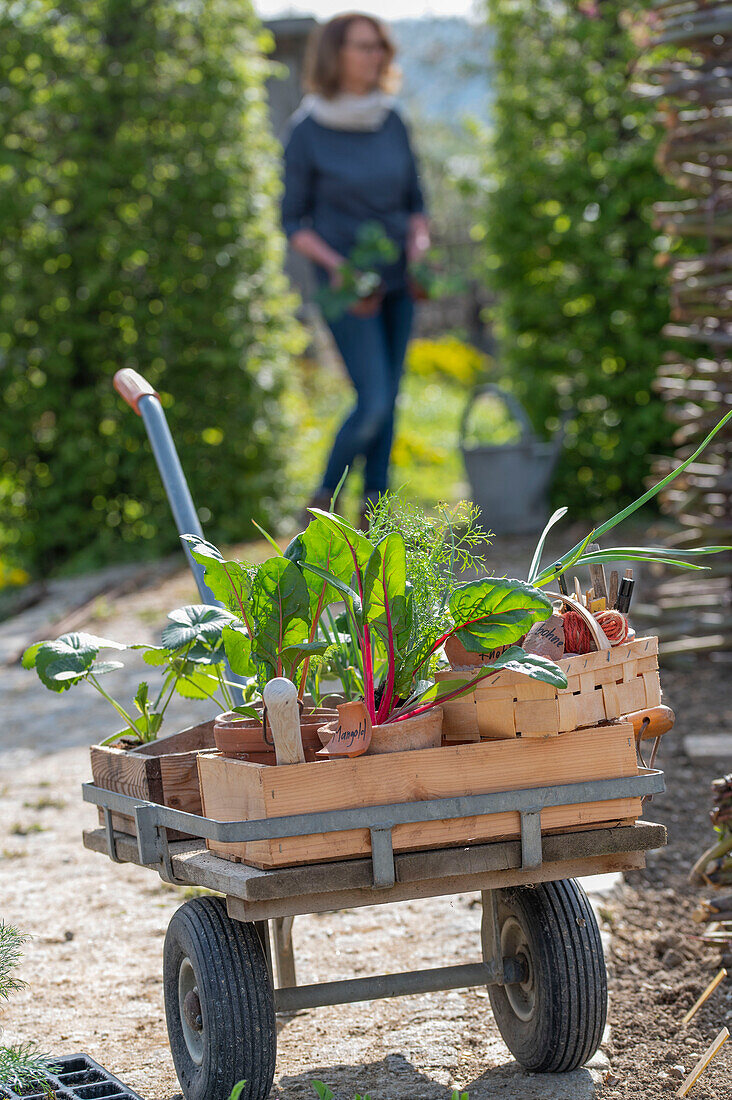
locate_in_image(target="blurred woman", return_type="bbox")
[281,12,430,525]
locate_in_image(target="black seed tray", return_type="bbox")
[0,1055,143,1100]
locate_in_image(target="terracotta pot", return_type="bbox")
[406,274,430,302]
[348,289,384,318]
[214,707,338,762]
[317,706,443,756]
[444,635,511,668]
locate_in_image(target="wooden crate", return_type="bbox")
[438,636,661,742]
[197,722,641,869]
[90,719,216,836]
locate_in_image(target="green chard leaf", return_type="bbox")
[181,535,254,622]
[293,515,360,615]
[222,625,255,677]
[251,558,311,679]
[449,578,552,653]
[363,532,413,657]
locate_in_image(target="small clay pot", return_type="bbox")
[444,635,511,668]
[348,289,384,318]
[214,707,338,762]
[317,707,443,756]
[406,274,429,302]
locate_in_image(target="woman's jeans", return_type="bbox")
[321,287,414,499]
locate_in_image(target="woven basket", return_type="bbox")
[438,635,661,742]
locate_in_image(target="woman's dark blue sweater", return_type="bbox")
[281,108,425,292]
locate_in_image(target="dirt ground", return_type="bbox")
[2,555,732,1099]
[604,664,732,1100]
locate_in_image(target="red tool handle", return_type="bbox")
[113,369,159,416]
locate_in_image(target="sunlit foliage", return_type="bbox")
[0,0,303,574]
[482,0,681,514]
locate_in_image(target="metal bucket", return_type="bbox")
[460,384,564,535]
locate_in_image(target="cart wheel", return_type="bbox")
[163,897,276,1100]
[488,879,607,1073]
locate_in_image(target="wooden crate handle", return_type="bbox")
[624,704,675,742]
[546,591,612,651]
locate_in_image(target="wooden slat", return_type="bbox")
[83,819,666,902]
[198,723,640,868]
[90,746,162,802]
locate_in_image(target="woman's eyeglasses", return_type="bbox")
[343,40,387,54]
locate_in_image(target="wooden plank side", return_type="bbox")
[90,745,161,801]
[226,851,647,919]
[83,819,665,901]
[206,799,640,868]
[160,750,205,814]
[199,724,639,868]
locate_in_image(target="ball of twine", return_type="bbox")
[562,608,629,653]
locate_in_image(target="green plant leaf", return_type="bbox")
[281,640,330,675]
[139,646,171,667]
[181,535,254,623]
[227,1081,248,1100]
[449,578,552,652]
[251,558,311,679]
[534,410,732,585]
[231,705,260,719]
[20,642,43,670]
[174,668,219,701]
[310,1083,335,1100]
[252,520,284,556]
[34,632,125,692]
[363,532,413,720]
[527,507,568,584]
[134,682,149,712]
[306,508,373,571]
[87,660,125,676]
[299,561,362,610]
[161,604,236,651]
[490,645,568,687]
[296,515,360,615]
[222,625,255,677]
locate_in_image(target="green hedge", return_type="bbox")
[0,0,303,575]
[481,0,680,515]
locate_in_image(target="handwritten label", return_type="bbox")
[522,614,565,660]
[318,700,372,758]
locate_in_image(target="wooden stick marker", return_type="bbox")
[609,569,620,609]
[676,1027,729,1097]
[262,678,306,765]
[680,967,727,1027]
[587,543,608,601]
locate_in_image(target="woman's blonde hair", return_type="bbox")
[303,13,400,98]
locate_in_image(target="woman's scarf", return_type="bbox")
[298,90,395,132]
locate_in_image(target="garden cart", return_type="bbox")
[82,368,671,1100]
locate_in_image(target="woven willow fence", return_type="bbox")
[636,0,732,656]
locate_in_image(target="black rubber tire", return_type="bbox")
[163,897,276,1100]
[488,879,607,1073]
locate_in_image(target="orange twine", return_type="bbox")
[562,608,629,653]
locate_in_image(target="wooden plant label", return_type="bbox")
[522,614,565,661]
[318,700,372,758]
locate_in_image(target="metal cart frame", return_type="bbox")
[83,769,664,1012]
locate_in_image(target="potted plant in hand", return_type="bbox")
[315,220,398,321]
